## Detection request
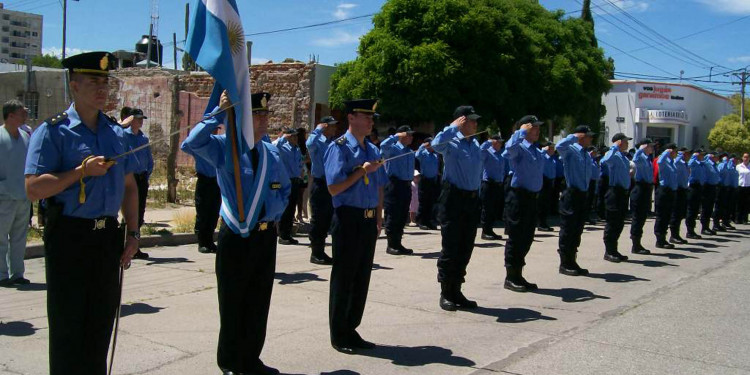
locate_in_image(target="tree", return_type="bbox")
[31,54,62,68]
[708,114,750,154]
[329,0,613,135]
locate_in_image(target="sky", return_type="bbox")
[4,0,749,96]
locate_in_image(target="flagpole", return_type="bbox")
[227,107,246,222]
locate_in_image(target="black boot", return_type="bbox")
[669,231,688,244]
[452,283,478,309]
[504,267,530,292]
[604,242,629,262]
[518,266,538,290]
[386,238,411,255]
[439,282,457,311]
[558,250,581,276]
[655,236,675,249]
[701,226,716,235]
[569,251,589,275]
[481,229,503,240]
[631,237,652,254]
[685,228,702,239]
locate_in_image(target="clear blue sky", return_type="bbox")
[5,0,749,95]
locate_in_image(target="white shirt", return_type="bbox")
[738,163,750,187]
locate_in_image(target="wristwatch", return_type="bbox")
[127,231,141,240]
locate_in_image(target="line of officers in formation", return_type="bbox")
[21,52,749,375]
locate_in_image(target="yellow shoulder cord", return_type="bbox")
[354,166,369,185]
[79,155,95,204]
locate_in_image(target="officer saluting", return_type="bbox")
[380,125,416,255]
[555,125,595,276]
[630,138,655,255]
[479,133,506,241]
[503,115,545,292]
[600,133,633,262]
[24,52,140,374]
[431,106,483,311]
[183,91,290,375]
[324,99,386,354]
[305,116,338,264]
[685,149,706,239]
[414,137,440,230]
[654,143,678,249]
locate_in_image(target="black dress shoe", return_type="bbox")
[310,253,334,265]
[537,226,554,232]
[701,228,716,236]
[669,236,687,245]
[386,246,413,255]
[655,241,675,249]
[331,342,356,354]
[559,265,582,276]
[481,232,503,240]
[631,247,651,255]
[519,277,538,291]
[604,253,628,263]
[439,295,457,311]
[419,225,431,230]
[351,332,376,349]
[504,278,530,292]
[453,291,478,309]
[199,246,213,254]
[686,232,702,239]
[132,250,149,260]
[713,225,726,232]
[0,279,13,287]
[278,237,299,245]
[11,277,30,285]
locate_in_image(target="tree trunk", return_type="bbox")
[166,76,180,203]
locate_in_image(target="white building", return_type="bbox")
[0,3,43,62]
[601,80,732,148]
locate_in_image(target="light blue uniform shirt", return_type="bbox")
[380,135,415,181]
[25,103,137,218]
[704,158,721,186]
[431,124,482,191]
[183,107,291,230]
[657,150,678,190]
[555,154,564,178]
[590,159,600,181]
[687,155,705,185]
[504,128,544,192]
[0,126,30,201]
[556,134,592,191]
[600,145,631,189]
[674,153,689,189]
[542,153,556,179]
[123,127,154,177]
[274,136,303,180]
[719,159,736,187]
[633,149,653,183]
[180,139,217,177]
[305,126,330,180]
[324,131,387,209]
[480,141,506,183]
[415,145,439,179]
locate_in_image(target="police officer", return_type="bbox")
[555,126,595,276]
[181,126,222,253]
[431,106,483,310]
[701,152,721,235]
[324,99,385,354]
[668,147,690,244]
[685,149,705,239]
[600,133,632,262]
[275,127,304,245]
[503,115,545,292]
[585,147,600,225]
[305,116,338,265]
[480,133,506,240]
[415,137,440,230]
[123,108,152,260]
[654,143,678,249]
[24,52,140,375]
[716,153,737,230]
[380,125,416,255]
[630,138,655,254]
[597,145,611,220]
[184,91,290,375]
[538,142,556,232]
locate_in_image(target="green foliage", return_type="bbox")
[31,54,62,68]
[708,113,750,154]
[329,0,613,135]
[728,93,750,116]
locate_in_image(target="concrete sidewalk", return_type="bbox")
[2,220,750,375]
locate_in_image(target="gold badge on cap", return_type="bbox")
[261,95,268,109]
[372,101,378,112]
[99,55,109,71]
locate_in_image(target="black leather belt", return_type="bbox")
[63,216,118,231]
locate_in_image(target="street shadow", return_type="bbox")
[534,234,556,238]
[533,288,610,303]
[626,259,678,268]
[689,242,724,248]
[700,237,736,243]
[12,282,47,291]
[468,306,557,323]
[0,321,37,337]
[145,257,195,265]
[275,272,326,285]
[680,247,719,254]
[404,232,432,236]
[716,233,749,239]
[584,227,604,231]
[320,371,360,375]
[475,242,503,248]
[649,252,699,260]
[120,302,165,318]
[415,251,441,259]
[587,272,650,283]
[372,263,394,271]
[359,344,476,368]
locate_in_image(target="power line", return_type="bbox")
[245,13,374,37]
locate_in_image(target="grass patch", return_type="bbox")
[26,226,43,243]
[172,209,196,234]
[142,223,172,236]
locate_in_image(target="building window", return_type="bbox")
[2,37,8,43]
[1,48,8,54]
[1,26,8,32]
[31,31,37,37]
[2,15,10,20]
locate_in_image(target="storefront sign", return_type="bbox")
[638,85,685,101]
[647,109,689,124]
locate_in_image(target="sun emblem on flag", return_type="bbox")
[227,20,245,56]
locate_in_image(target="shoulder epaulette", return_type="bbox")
[105,114,119,124]
[335,136,347,145]
[45,111,68,126]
